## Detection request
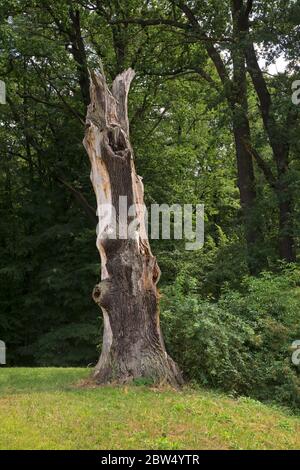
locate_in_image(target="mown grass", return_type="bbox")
[0,368,299,450]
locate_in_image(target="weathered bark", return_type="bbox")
[83,69,182,386]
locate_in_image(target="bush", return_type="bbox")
[161,265,300,408]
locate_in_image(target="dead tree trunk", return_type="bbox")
[83,69,182,386]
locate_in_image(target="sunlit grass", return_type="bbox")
[0,368,299,450]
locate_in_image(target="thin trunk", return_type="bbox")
[230,0,262,273]
[232,124,259,270]
[68,8,90,107]
[111,2,263,272]
[243,18,296,262]
[83,69,182,386]
[278,195,294,262]
[183,0,261,272]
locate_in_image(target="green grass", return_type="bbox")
[0,368,300,450]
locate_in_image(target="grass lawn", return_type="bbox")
[0,367,299,450]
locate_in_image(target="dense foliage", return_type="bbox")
[0,0,299,406]
[162,265,300,408]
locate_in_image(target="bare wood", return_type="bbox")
[83,69,182,386]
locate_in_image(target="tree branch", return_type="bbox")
[55,175,97,225]
[173,1,231,88]
[110,17,191,31]
[110,17,231,43]
[243,139,277,188]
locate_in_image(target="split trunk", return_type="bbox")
[83,69,182,386]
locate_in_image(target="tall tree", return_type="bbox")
[111,0,299,266]
[240,0,297,261]
[83,69,182,385]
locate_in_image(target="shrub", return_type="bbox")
[161,265,300,408]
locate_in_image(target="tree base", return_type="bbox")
[92,344,183,387]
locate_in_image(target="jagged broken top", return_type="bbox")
[86,68,135,137]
